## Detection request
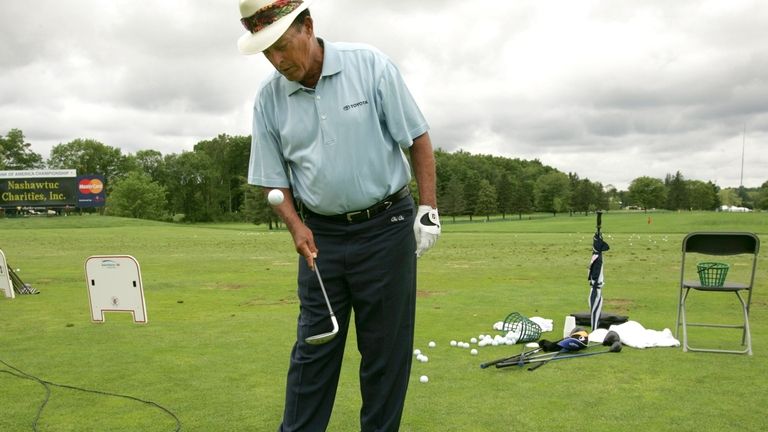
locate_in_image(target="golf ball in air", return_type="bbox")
[267,189,284,205]
[420,375,429,383]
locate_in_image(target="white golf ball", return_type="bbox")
[267,189,284,205]
[450,340,457,347]
[419,375,429,383]
[413,349,422,356]
[470,337,478,344]
[471,349,478,355]
[428,341,436,348]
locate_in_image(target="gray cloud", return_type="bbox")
[1,0,766,189]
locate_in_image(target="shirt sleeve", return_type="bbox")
[247,92,291,188]
[377,59,429,148]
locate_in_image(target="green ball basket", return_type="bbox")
[501,312,542,343]
[697,262,729,287]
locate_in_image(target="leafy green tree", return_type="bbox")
[130,149,165,183]
[665,171,689,210]
[47,139,127,181]
[718,188,741,207]
[241,184,280,229]
[736,186,753,209]
[162,151,214,222]
[688,180,719,210]
[193,134,251,217]
[496,172,514,219]
[463,171,483,221]
[509,178,533,219]
[756,180,768,210]
[107,172,167,220]
[628,176,667,210]
[475,179,498,221]
[0,129,44,169]
[441,176,466,222]
[604,185,622,210]
[572,178,598,215]
[534,171,571,216]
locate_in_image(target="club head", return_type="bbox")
[603,330,621,346]
[305,315,339,345]
[609,341,622,352]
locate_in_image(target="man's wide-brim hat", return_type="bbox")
[238,0,315,55]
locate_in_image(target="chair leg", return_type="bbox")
[735,292,752,356]
[674,287,683,339]
[680,288,690,352]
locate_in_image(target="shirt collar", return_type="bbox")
[284,39,342,95]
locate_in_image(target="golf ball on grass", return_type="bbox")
[470,349,478,355]
[420,375,429,383]
[267,189,284,205]
[428,341,436,348]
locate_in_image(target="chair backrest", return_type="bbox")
[683,232,759,256]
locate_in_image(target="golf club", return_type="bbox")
[496,332,622,369]
[304,263,339,345]
[526,341,622,367]
[482,327,595,369]
[480,346,543,369]
[526,349,563,371]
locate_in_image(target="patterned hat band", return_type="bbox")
[241,0,304,34]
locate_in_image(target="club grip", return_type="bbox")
[596,210,603,228]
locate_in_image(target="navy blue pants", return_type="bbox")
[279,197,417,432]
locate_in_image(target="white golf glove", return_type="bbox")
[414,205,441,258]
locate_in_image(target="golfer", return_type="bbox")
[237,1,440,431]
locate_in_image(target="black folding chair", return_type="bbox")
[675,232,759,355]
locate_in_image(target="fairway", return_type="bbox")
[1,212,766,431]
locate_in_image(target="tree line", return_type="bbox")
[2,128,767,224]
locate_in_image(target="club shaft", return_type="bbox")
[481,348,542,369]
[313,264,335,316]
[526,348,616,364]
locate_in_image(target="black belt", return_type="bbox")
[304,186,411,224]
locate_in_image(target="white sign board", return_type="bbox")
[0,249,13,299]
[85,255,147,323]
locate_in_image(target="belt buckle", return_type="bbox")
[346,210,361,222]
[346,209,372,222]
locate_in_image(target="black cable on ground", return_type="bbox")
[1,357,181,432]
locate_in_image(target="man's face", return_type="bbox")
[263,22,312,83]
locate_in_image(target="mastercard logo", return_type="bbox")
[79,178,104,194]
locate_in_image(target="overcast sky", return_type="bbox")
[1,0,766,190]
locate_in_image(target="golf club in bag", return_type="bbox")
[305,263,339,345]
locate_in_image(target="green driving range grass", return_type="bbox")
[1,211,766,431]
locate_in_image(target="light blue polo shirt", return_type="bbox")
[247,40,429,215]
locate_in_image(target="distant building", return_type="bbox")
[719,205,751,212]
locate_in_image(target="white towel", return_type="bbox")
[529,316,553,333]
[589,320,680,349]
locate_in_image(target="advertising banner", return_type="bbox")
[0,170,77,208]
[77,175,106,208]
